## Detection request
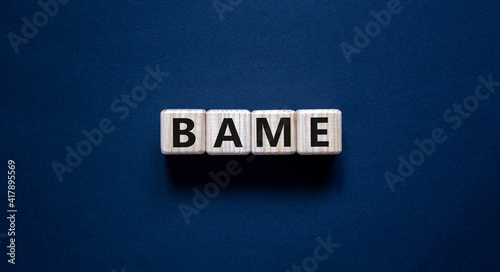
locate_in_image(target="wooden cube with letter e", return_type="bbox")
[296,109,342,155]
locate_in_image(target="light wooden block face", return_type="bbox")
[206,110,251,155]
[251,110,296,155]
[296,109,342,155]
[160,109,206,154]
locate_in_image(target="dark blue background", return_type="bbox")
[1,0,500,271]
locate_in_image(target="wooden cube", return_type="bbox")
[251,110,296,155]
[206,110,251,155]
[296,109,342,155]
[160,109,206,154]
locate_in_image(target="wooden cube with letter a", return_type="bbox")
[206,110,251,155]
[160,109,206,154]
[296,109,342,155]
[251,110,296,155]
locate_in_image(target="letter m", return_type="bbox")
[256,118,291,147]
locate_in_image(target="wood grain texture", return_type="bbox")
[251,110,296,155]
[160,109,205,154]
[206,110,251,155]
[296,109,342,155]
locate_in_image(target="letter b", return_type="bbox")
[161,110,206,154]
[414,138,435,156]
[82,128,103,146]
[173,118,196,147]
[38,0,60,17]
[370,9,391,27]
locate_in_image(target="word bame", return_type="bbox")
[161,109,342,155]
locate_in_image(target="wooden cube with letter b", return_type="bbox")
[296,109,342,155]
[160,109,206,154]
[251,110,296,155]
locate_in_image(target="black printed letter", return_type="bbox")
[311,117,329,147]
[256,118,291,147]
[214,118,242,148]
[173,118,195,147]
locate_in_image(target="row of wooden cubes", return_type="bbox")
[161,109,342,155]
